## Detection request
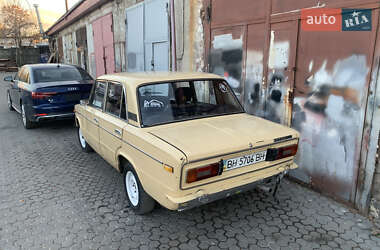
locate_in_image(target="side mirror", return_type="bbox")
[3,76,14,82]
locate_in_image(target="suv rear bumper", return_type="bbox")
[35,113,75,122]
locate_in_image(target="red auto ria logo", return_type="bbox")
[301,8,342,31]
[301,8,372,31]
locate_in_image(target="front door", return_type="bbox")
[10,68,23,111]
[98,81,126,168]
[86,81,107,152]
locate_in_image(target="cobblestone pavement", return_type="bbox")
[0,73,379,250]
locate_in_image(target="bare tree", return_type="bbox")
[0,0,40,47]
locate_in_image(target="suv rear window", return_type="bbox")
[33,67,92,83]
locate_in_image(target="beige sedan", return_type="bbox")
[75,72,299,214]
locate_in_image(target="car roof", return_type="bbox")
[97,72,224,88]
[23,64,79,70]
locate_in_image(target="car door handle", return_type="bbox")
[93,118,98,123]
[114,129,122,136]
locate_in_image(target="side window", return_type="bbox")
[20,69,27,82]
[15,70,21,81]
[25,71,30,84]
[16,68,25,81]
[90,81,106,109]
[105,82,122,117]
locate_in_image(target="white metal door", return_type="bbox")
[126,0,169,72]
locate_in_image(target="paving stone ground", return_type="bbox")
[0,72,379,249]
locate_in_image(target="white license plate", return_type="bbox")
[223,150,267,171]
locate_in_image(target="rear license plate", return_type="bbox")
[65,93,81,102]
[223,150,267,171]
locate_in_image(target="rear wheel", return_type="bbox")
[7,91,14,111]
[21,104,34,129]
[123,162,155,214]
[77,126,93,152]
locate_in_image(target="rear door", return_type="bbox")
[85,81,107,152]
[98,81,126,168]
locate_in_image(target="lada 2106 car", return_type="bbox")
[75,72,299,214]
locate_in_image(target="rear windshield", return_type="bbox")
[138,79,244,127]
[32,67,93,83]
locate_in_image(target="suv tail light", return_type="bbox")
[266,144,298,161]
[186,162,222,183]
[32,92,57,99]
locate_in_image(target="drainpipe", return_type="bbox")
[170,0,177,71]
[65,0,68,12]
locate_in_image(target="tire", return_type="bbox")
[77,126,93,152]
[21,104,34,129]
[7,91,14,111]
[123,162,155,214]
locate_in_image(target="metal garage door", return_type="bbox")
[92,13,115,77]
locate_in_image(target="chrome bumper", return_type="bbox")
[177,173,285,211]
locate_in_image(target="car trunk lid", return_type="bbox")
[148,113,298,163]
[32,80,93,105]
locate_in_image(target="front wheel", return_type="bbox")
[77,126,93,152]
[123,163,155,214]
[21,104,34,129]
[7,91,14,111]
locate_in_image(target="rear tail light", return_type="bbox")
[186,162,221,183]
[35,113,48,117]
[266,144,298,161]
[32,92,57,99]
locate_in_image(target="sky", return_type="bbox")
[0,0,81,29]
[28,0,80,16]
[0,0,81,30]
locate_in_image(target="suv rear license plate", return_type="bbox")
[223,150,267,171]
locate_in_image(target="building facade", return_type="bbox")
[47,0,380,214]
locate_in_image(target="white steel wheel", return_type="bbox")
[122,163,156,214]
[77,126,93,153]
[78,128,86,149]
[126,171,139,206]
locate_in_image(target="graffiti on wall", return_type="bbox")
[244,50,265,116]
[265,39,291,124]
[292,55,369,199]
[210,32,243,100]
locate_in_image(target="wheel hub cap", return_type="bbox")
[126,171,139,206]
[78,128,86,148]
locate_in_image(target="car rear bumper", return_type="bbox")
[175,173,283,211]
[35,112,75,122]
[163,162,297,211]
